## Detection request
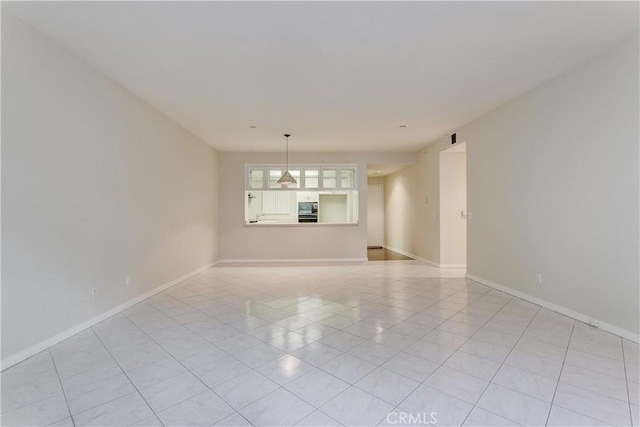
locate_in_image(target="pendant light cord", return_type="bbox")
[277,133,296,184]
[285,133,291,171]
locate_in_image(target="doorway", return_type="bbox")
[367,183,384,248]
[439,142,467,268]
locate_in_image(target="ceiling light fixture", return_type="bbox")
[277,133,297,185]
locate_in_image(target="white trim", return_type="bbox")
[218,258,367,265]
[382,245,466,269]
[1,262,218,371]
[466,274,640,344]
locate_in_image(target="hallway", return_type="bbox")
[367,248,414,261]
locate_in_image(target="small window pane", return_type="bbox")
[269,170,282,188]
[323,169,337,188]
[249,170,264,189]
[288,170,300,189]
[341,169,355,188]
[305,169,319,189]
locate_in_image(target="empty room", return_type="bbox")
[1,1,639,427]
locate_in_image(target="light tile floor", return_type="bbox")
[2,262,638,426]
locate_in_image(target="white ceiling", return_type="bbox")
[5,1,638,153]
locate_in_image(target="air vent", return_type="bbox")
[451,133,457,145]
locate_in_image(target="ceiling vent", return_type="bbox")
[451,133,457,145]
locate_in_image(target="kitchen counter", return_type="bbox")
[244,221,358,227]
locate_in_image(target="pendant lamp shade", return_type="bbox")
[277,170,297,184]
[277,133,297,185]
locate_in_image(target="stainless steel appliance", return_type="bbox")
[298,202,318,223]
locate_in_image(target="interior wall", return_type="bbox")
[385,36,639,336]
[463,36,639,336]
[218,152,414,261]
[439,148,467,267]
[1,12,220,364]
[367,174,386,247]
[384,150,439,264]
[367,176,385,185]
[366,184,384,247]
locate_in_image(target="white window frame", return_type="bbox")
[245,164,358,191]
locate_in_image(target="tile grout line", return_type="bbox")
[88,327,165,426]
[46,333,160,426]
[458,302,542,426]
[203,290,401,426]
[264,277,484,426]
[7,265,631,427]
[376,282,490,420]
[225,270,584,422]
[94,308,258,423]
[551,329,635,411]
[388,284,521,425]
[114,315,258,427]
[162,274,444,424]
[621,339,634,426]
[151,286,361,425]
[106,273,360,426]
[340,293,631,424]
[48,348,76,427]
[543,320,575,426]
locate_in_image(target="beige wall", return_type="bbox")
[219,152,414,261]
[1,13,220,364]
[367,176,386,185]
[385,37,639,337]
[439,149,467,267]
[385,150,439,264]
[464,37,639,336]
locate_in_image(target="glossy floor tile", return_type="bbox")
[2,262,638,426]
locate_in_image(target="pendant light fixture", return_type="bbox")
[277,133,297,185]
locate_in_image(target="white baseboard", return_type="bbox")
[466,274,640,344]
[382,245,466,269]
[218,258,368,265]
[1,262,218,371]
